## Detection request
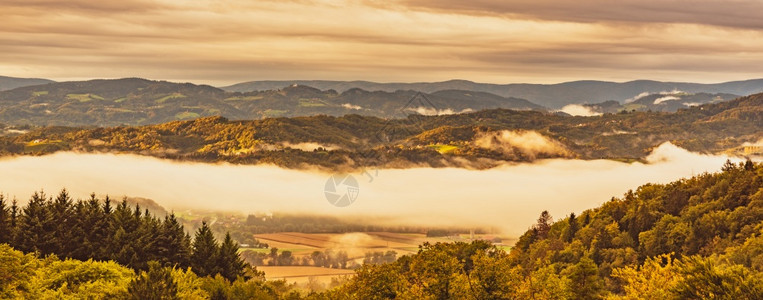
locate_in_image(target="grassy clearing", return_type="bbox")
[298,98,326,107]
[106,108,136,113]
[224,95,263,101]
[427,144,459,154]
[155,93,187,104]
[32,91,48,97]
[66,93,105,102]
[263,109,288,118]
[23,139,66,152]
[175,111,201,120]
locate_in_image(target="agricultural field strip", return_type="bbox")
[254,233,335,248]
[281,232,426,249]
[253,232,428,255]
[258,266,355,280]
[264,272,355,279]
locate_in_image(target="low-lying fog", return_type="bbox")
[0,143,749,236]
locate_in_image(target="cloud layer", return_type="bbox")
[1,0,763,84]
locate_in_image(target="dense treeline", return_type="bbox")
[321,160,763,299]
[0,190,246,281]
[1,92,760,170]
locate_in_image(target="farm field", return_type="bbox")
[250,232,516,283]
[258,266,355,285]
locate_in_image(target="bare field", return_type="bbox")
[259,266,355,279]
[251,232,513,284]
[254,232,511,256]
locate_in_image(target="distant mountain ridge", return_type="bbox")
[0,76,55,91]
[221,78,763,108]
[579,92,741,114]
[0,78,542,126]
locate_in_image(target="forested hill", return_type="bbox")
[322,160,763,299]
[508,159,763,298]
[0,92,760,170]
[0,78,542,126]
[222,78,763,108]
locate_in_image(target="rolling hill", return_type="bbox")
[222,78,763,108]
[0,78,543,126]
[581,92,741,114]
[1,92,759,170]
[0,75,54,91]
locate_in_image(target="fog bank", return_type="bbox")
[0,143,748,236]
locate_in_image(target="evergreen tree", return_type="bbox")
[108,200,142,268]
[191,221,219,277]
[127,261,180,300]
[0,194,11,244]
[15,191,56,255]
[133,208,161,270]
[50,189,74,257]
[156,213,192,269]
[68,200,88,260]
[564,212,579,243]
[217,232,247,282]
[9,198,18,231]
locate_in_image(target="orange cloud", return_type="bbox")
[0,0,761,85]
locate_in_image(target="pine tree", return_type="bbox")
[156,213,192,269]
[69,200,89,260]
[564,212,579,243]
[131,208,161,271]
[191,221,219,277]
[50,189,74,257]
[15,191,56,255]
[0,194,11,244]
[218,232,247,281]
[108,200,142,268]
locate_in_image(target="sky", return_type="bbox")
[2,0,763,86]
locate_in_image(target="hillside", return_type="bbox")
[0,75,54,91]
[0,78,543,126]
[323,160,763,299]
[1,93,760,170]
[222,78,763,108]
[582,92,740,113]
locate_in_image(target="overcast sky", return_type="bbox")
[2,0,762,85]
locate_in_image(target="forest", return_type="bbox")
[0,92,760,171]
[1,160,761,299]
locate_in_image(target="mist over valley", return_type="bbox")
[0,143,750,237]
